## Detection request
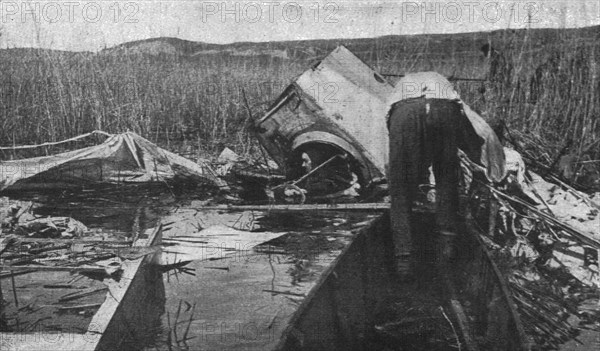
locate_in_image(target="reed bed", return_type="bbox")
[0,50,303,159]
[1,30,598,185]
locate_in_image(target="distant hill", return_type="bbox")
[101,36,292,59]
[1,25,598,63]
[101,37,210,56]
[99,25,600,61]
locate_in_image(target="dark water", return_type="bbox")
[3,184,191,233]
[1,185,377,350]
[0,185,179,340]
[142,208,377,351]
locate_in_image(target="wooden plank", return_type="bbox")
[59,287,108,302]
[0,265,107,273]
[0,269,36,279]
[43,284,86,289]
[199,202,390,212]
[231,168,286,182]
[57,303,103,311]
[16,238,133,245]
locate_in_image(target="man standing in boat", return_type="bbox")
[387,72,506,280]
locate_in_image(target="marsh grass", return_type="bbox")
[0,31,598,184]
[0,50,304,160]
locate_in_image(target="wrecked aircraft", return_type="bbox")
[251,46,506,194]
[252,46,394,190]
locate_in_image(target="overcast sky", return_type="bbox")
[1,0,598,51]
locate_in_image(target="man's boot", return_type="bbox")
[436,230,458,265]
[395,252,415,282]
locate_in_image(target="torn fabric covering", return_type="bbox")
[0,132,227,191]
[388,72,507,183]
[461,103,507,182]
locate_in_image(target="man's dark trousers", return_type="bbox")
[388,97,467,268]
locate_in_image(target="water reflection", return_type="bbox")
[1,185,171,348]
[138,207,377,351]
[2,186,377,351]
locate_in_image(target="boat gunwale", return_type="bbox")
[273,214,384,350]
[0,224,163,351]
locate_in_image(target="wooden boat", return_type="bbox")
[274,212,532,351]
[0,224,164,351]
